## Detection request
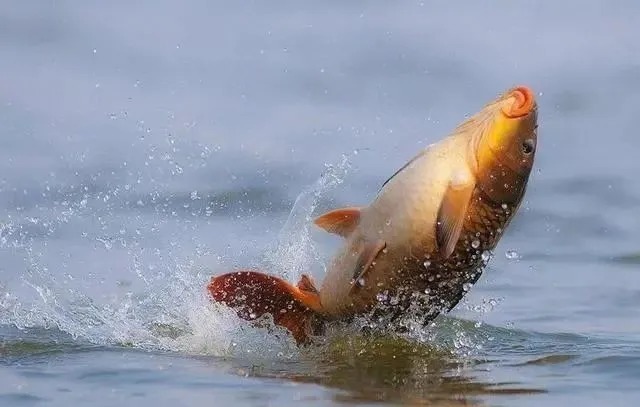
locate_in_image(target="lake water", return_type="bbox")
[2,2,640,406]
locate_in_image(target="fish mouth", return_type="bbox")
[501,86,535,118]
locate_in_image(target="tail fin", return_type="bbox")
[207,271,324,344]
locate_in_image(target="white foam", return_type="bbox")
[1,154,357,359]
[1,149,494,359]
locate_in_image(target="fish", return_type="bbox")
[208,85,538,344]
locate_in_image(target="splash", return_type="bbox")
[263,152,355,282]
[0,153,358,358]
[0,149,497,360]
[2,244,300,358]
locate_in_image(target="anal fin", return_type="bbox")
[208,271,323,344]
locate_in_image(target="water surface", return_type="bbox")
[2,2,640,406]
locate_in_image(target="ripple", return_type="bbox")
[511,354,579,366]
[0,393,47,403]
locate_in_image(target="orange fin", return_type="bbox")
[350,239,386,291]
[313,207,362,238]
[297,273,319,293]
[436,171,475,258]
[207,271,323,344]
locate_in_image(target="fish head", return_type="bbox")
[471,85,538,205]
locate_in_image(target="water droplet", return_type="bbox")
[96,237,112,250]
[481,251,491,261]
[505,250,521,260]
[471,239,480,249]
[190,190,199,200]
[357,277,365,286]
[463,283,472,292]
[423,260,431,268]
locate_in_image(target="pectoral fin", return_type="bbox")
[436,171,476,258]
[350,239,386,289]
[314,207,362,238]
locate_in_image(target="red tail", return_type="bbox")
[207,271,324,344]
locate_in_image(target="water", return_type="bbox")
[1,1,640,405]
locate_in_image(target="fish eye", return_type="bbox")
[521,139,535,155]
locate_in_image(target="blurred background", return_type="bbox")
[1,2,640,406]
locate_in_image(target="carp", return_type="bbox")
[209,85,538,344]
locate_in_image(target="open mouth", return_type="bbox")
[502,86,535,118]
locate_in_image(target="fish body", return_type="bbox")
[209,86,538,344]
[318,135,474,318]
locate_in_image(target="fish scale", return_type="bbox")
[346,190,514,326]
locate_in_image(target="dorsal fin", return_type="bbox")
[313,207,362,238]
[379,149,428,192]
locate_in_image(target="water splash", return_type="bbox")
[263,152,356,282]
[0,153,358,358]
[2,243,299,358]
[505,249,522,260]
[1,148,498,361]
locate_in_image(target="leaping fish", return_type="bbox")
[208,85,538,344]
